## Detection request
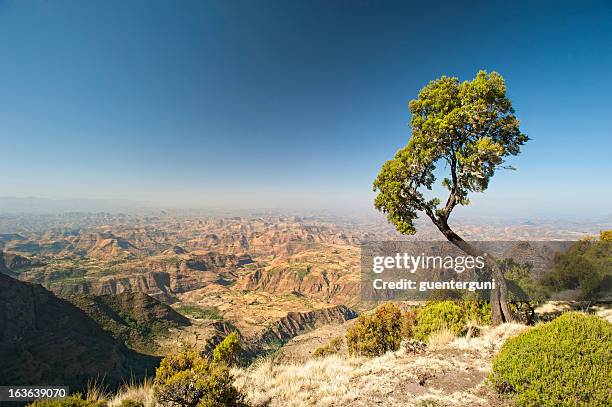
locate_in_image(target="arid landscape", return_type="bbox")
[2,0,612,405]
[2,211,608,351]
[1,210,611,402]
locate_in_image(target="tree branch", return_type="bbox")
[440,145,460,219]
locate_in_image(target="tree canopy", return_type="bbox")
[374,71,528,235]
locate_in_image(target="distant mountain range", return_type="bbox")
[0,196,156,214]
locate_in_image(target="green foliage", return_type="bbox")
[413,300,491,340]
[414,301,464,340]
[541,240,611,300]
[313,336,343,358]
[373,70,527,234]
[490,312,612,406]
[297,265,312,280]
[460,300,492,325]
[27,394,105,407]
[213,331,241,366]
[153,348,244,407]
[346,303,403,357]
[175,304,224,320]
[502,260,550,301]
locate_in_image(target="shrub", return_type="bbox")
[213,331,241,366]
[490,312,612,406]
[413,301,464,340]
[413,300,490,341]
[346,303,403,357]
[313,336,343,357]
[153,348,244,407]
[401,307,419,338]
[459,300,492,325]
[601,230,612,242]
[27,394,105,407]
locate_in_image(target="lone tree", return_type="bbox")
[373,71,528,324]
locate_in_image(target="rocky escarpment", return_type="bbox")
[44,268,227,299]
[144,252,253,273]
[34,251,253,298]
[257,305,357,344]
[241,305,358,359]
[237,267,360,305]
[51,271,174,297]
[0,273,157,390]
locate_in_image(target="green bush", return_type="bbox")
[490,312,612,406]
[313,336,343,357]
[213,331,241,366]
[27,394,105,407]
[346,303,403,357]
[459,300,492,325]
[540,239,611,300]
[414,301,464,340]
[413,300,491,341]
[153,348,244,407]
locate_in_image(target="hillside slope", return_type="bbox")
[66,291,191,354]
[0,273,157,390]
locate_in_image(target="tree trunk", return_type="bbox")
[436,219,514,325]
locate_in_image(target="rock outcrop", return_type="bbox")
[256,305,357,344]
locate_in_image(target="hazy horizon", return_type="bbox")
[1,1,611,218]
[1,196,611,222]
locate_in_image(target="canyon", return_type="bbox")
[0,211,609,390]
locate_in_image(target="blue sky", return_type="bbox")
[1,0,611,217]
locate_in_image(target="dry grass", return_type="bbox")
[233,322,526,407]
[426,328,456,348]
[108,378,154,407]
[233,354,360,407]
[85,379,110,403]
[448,323,528,355]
